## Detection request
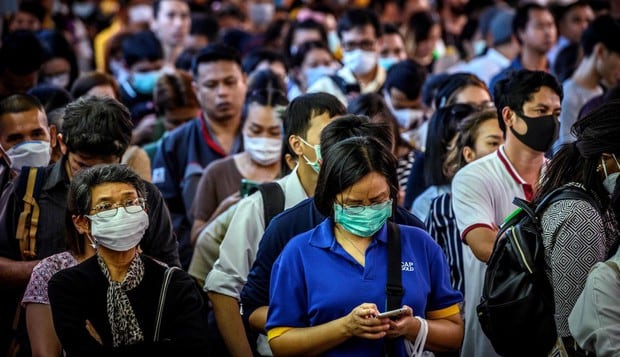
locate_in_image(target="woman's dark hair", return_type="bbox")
[405,10,440,43]
[283,19,328,60]
[67,164,146,254]
[289,40,330,69]
[536,100,620,207]
[434,72,488,109]
[154,70,199,114]
[122,30,164,68]
[314,136,399,218]
[245,69,289,108]
[70,71,120,100]
[320,114,393,161]
[36,29,79,88]
[423,103,477,186]
[443,109,498,179]
[384,59,427,101]
[347,93,404,152]
[242,49,288,75]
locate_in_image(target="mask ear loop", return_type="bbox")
[612,154,620,172]
[602,158,609,178]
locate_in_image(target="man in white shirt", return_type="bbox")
[205,93,346,357]
[455,9,519,86]
[309,8,385,105]
[452,69,562,357]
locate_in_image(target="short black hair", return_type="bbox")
[581,15,620,56]
[191,13,219,42]
[347,93,405,151]
[494,69,563,133]
[27,85,73,114]
[283,19,328,59]
[322,113,393,159]
[423,103,477,186]
[153,0,188,18]
[314,135,398,218]
[66,163,146,254]
[62,96,132,157]
[0,30,47,76]
[337,8,382,39]
[192,43,242,77]
[384,59,427,101]
[0,93,45,117]
[283,92,346,143]
[382,22,403,38]
[122,30,164,68]
[36,29,79,87]
[513,3,549,44]
[551,0,590,23]
[242,49,288,75]
[17,1,46,23]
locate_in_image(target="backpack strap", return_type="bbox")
[15,166,46,260]
[257,182,285,228]
[154,266,181,342]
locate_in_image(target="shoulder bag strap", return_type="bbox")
[154,266,181,342]
[16,167,45,260]
[385,222,403,357]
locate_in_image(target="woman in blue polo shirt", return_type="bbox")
[266,136,463,356]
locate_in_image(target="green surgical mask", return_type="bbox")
[334,199,393,237]
[298,136,321,174]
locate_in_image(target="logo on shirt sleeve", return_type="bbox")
[401,261,414,272]
[152,167,166,184]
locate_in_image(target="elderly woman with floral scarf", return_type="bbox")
[48,164,208,356]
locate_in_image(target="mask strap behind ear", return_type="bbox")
[602,158,609,178]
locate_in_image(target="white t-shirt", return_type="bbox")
[452,145,534,357]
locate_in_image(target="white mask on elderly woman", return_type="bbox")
[87,209,149,252]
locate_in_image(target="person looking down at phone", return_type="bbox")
[190,69,288,245]
[266,136,463,356]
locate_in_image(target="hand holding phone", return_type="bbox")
[376,307,408,320]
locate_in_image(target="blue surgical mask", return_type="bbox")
[304,65,335,88]
[298,136,321,174]
[132,71,161,95]
[334,199,393,238]
[378,57,399,71]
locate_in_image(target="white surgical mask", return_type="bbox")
[384,92,426,130]
[244,135,282,166]
[87,209,149,252]
[43,73,71,88]
[128,4,153,24]
[303,65,335,88]
[298,136,321,174]
[72,2,95,18]
[342,49,377,76]
[249,3,275,26]
[6,141,51,172]
[602,154,620,195]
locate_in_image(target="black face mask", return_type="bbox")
[509,111,559,152]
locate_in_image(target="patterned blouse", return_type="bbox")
[22,251,78,306]
[540,187,619,337]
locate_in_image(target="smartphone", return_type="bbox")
[240,178,261,198]
[376,307,408,320]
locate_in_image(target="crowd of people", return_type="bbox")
[0,0,619,356]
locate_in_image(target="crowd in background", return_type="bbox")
[0,0,620,356]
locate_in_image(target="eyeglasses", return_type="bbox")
[342,40,375,52]
[88,197,146,218]
[338,199,393,214]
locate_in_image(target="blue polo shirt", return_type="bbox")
[241,198,425,321]
[265,218,462,356]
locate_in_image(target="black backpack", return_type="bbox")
[477,185,601,356]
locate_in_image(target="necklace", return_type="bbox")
[337,226,366,258]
